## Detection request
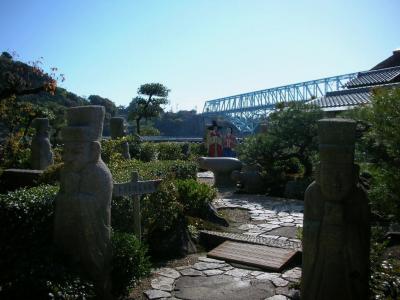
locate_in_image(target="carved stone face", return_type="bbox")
[63,142,92,171]
[318,163,355,202]
[37,125,50,136]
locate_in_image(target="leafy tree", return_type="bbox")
[0,52,62,101]
[127,83,169,135]
[154,110,205,137]
[237,103,323,195]
[344,86,400,220]
[267,102,324,176]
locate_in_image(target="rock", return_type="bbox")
[224,268,251,278]
[203,202,229,226]
[174,275,275,300]
[179,268,203,277]
[264,295,288,300]
[258,224,281,231]
[144,289,171,299]
[204,269,224,276]
[198,257,225,263]
[155,268,181,279]
[282,267,302,282]
[148,218,197,258]
[220,266,234,271]
[193,262,226,271]
[256,272,280,281]
[271,277,289,287]
[238,224,259,231]
[250,271,264,277]
[151,276,175,291]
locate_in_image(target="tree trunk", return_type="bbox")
[136,118,141,135]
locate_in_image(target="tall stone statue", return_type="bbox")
[110,117,130,159]
[54,106,113,299]
[30,118,54,170]
[301,118,370,300]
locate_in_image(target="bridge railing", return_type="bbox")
[202,72,359,114]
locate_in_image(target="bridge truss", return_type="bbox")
[202,72,359,132]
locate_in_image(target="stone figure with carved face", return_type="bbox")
[54,106,113,299]
[301,119,370,300]
[110,117,130,159]
[31,118,54,170]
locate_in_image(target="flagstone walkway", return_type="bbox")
[143,192,304,300]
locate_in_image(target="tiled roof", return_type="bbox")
[308,87,371,111]
[346,66,400,88]
[308,83,400,111]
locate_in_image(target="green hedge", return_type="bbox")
[0,184,151,298]
[175,179,217,217]
[108,155,197,183]
[102,138,205,163]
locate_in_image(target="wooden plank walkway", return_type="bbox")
[208,241,298,272]
[200,230,302,251]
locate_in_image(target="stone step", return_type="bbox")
[199,230,302,252]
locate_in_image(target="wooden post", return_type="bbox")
[131,172,141,240]
[112,172,161,241]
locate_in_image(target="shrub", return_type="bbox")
[111,232,151,297]
[0,132,31,169]
[238,134,304,195]
[139,142,158,162]
[237,104,322,196]
[101,136,136,163]
[175,179,217,217]
[343,87,400,220]
[189,143,207,159]
[0,185,92,299]
[38,162,64,184]
[108,156,197,183]
[0,184,152,298]
[157,142,185,160]
[142,181,183,235]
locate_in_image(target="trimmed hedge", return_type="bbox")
[0,184,151,299]
[108,155,197,183]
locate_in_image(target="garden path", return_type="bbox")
[143,175,304,300]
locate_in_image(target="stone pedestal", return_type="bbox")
[198,157,242,188]
[30,118,53,170]
[301,118,370,300]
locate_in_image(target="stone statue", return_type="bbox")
[30,118,54,170]
[301,118,370,300]
[110,117,130,159]
[54,106,113,299]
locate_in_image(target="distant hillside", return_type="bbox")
[154,110,205,137]
[0,52,116,138]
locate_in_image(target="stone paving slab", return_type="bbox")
[144,256,301,299]
[144,192,303,299]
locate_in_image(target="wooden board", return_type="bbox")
[207,241,297,272]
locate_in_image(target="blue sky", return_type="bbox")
[0,0,399,112]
